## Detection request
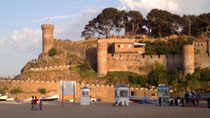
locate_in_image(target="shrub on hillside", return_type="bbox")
[10,88,23,94]
[0,86,8,95]
[48,48,57,56]
[38,88,46,95]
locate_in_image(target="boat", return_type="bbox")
[129,96,143,103]
[42,94,59,101]
[23,98,32,102]
[0,95,8,101]
[129,96,154,104]
[7,97,15,102]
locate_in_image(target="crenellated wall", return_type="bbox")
[27,65,74,72]
[0,80,157,102]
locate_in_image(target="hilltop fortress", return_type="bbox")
[41,24,210,77]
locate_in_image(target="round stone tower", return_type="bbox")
[41,24,54,53]
[183,44,194,76]
[97,41,108,76]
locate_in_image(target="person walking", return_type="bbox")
[174,91,178,106]
[192,91,196,106]
[196,92,200,105]
[180,91,185,107]
[185,91,190,106]
[31,96,34,110]
[33,96,38,111]
[39,99,43,110]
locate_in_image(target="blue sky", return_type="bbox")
[0,0,209,76]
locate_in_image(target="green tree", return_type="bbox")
[146,9,173,39]
[170,14,185,40]
[126,10,144,35]
[148,62,169,86]
[199,13,210,38]
[182,15,201,37]
[96,7,119,38]
[48,47,57,57]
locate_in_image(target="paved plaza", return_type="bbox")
[0,102,209,118]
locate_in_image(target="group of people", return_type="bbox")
[31,96,43,111]
[173,91,200,107]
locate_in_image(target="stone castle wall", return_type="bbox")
[0,80,157,102]
[28,65,72,72]
[166,54,183,71]
[53,39,97,66]
[183,44,195,75]
[195,54,210,69]
[108,54,167,75]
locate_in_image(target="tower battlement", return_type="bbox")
[41,24,54,30]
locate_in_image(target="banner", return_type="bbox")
[60,81,76,95]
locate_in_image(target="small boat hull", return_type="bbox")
[0,99,7,101]
[0,95,7,101]
[42,94,59,101]
[43,98,58,101]
[7,98,15,101]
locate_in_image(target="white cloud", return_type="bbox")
[0,40,4,46]
[53,8,99,41]
[7,8,99,56]
[119,0,210,15]
[119,0,179,12]
[10,28,42,53]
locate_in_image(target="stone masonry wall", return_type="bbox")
[107,54,167,75]
[166,54,183,71]
[195,54,210,69]
[53,39,97,66]
[0,80,157,102]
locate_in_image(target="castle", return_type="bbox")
[41,24,210,77]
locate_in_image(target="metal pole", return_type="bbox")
[62,81,64,108]
[73,81,75,107]
[96,79,98,99]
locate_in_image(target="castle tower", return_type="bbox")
[97,41,108,76]
[183,44,195,76]
[41,24,54,53]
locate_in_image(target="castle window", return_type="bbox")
[198,44,199,47]
[128,45,131,48]
[201,43,203,47]
[121,44,124,48]
[118,45,120,48]
[194,44,196,47]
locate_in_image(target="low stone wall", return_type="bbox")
[28,65,73,72]
[0,80,157,102]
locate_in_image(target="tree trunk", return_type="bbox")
[178,32,181,40]
[159,26,162,40]
[131,22,135,35]
[206,21,209,39]
[134,23,140,35]
[189,22,191,37]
